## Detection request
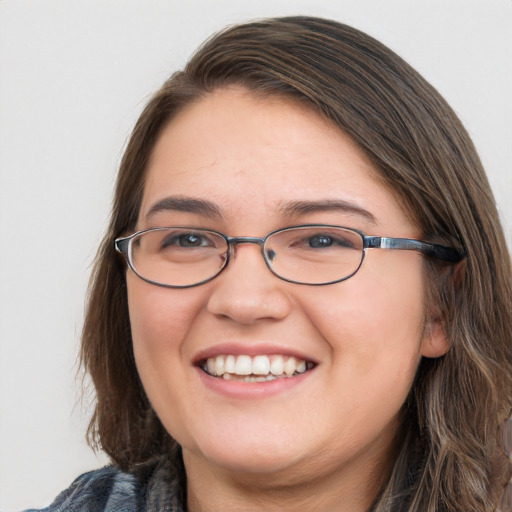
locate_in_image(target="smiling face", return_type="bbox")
[127,87,448,500]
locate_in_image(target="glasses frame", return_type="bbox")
[115,224,465,288]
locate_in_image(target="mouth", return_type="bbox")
[199,354,316,383]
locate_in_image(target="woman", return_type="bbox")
[30,16,511,512]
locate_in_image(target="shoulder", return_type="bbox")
[24,466,142,512]
[24,458,185,512]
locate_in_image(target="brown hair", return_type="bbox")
[81,16,512,511]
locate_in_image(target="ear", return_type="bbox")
[421,260,464,358]
[420,316,450,358]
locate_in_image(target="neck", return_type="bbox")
[183,439,394,512]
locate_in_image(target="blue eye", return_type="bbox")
[161,232,214,249]
[179,234,206,247]
[308,235,333,248]
[308,234,354,249]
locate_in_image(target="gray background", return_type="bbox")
[1,0,510,509]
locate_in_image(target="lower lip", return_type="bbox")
[195,367,314,399]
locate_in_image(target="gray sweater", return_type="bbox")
[24,459,185,512]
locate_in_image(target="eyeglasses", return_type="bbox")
[115,225,464,288]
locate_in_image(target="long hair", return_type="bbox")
[80,16,512,511]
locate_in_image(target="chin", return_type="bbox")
[184,427,306,476]
[211,452,294,475]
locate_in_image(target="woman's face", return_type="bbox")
[127,87,447,485]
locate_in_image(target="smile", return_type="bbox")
[201,354,315,382]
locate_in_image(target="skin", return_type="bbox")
[127,87,449,512]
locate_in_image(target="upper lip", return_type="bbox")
[192,342,318,366]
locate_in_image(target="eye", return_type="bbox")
[307,233,355,249]
[308,234,333,248]
[161,231,216,249]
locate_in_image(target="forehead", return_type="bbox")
[140,87,415,234]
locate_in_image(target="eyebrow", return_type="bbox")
[145,196,376,225]
[278,199,377,224]
[146,196,223,220]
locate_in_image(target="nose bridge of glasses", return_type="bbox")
[227,236,265,246]
[226,236,276,262]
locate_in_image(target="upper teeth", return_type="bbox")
[204,354,308,379]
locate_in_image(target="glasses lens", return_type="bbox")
[129,228,228,287]
[265,226,364,284]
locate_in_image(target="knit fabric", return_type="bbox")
[24,458,184,512]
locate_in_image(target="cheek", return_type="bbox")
[311,285,424,347]
[303,255,426,387]
[126,276,210,445]
[128,277,200,345]
[126,276,205,394]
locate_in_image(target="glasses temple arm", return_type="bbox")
[364,236,465,263]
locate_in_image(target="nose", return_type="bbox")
[206,242,292,325]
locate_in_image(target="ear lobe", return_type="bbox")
[421,318,450,358]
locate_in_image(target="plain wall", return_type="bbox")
[0,0,511,509]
